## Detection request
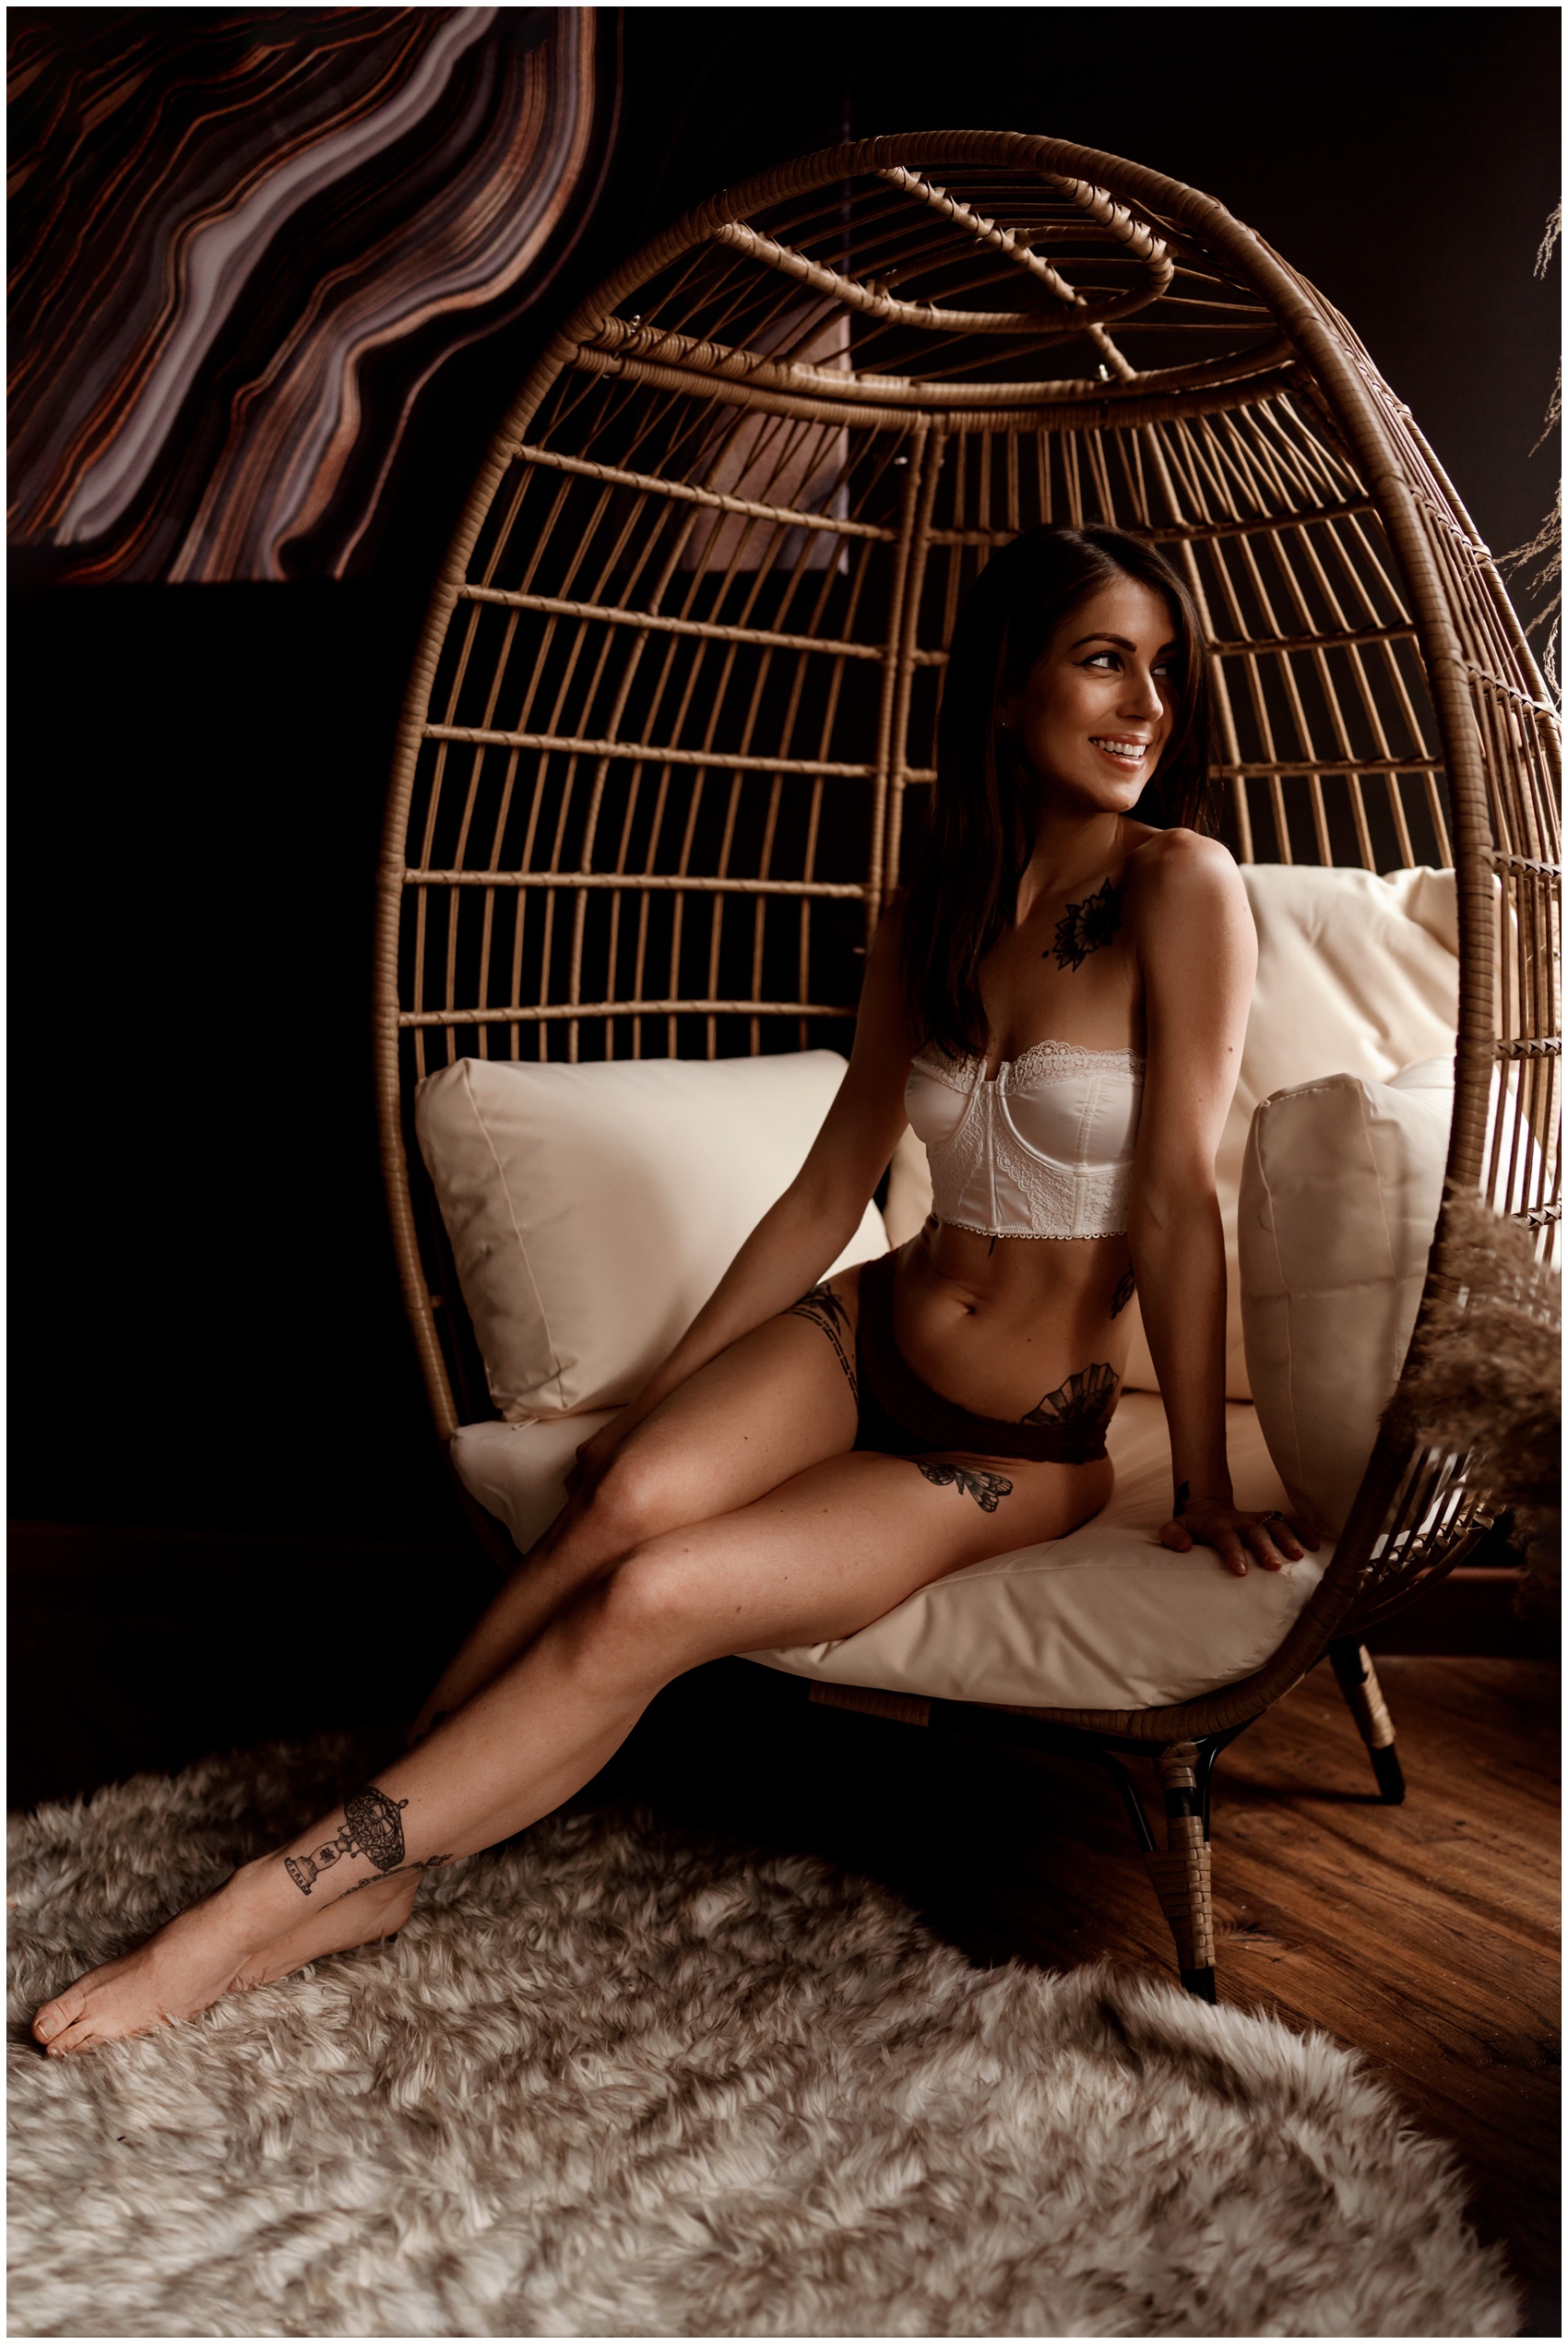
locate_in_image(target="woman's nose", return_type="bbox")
[1122,666,1165,720]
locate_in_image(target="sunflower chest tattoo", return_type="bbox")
[1050,877,1123,971]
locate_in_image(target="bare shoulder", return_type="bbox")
[1124,826,1241,896]
[1123,828,1249,929]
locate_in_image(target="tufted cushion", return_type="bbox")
[416,1051,888,1421]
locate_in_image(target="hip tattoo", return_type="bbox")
[788,1282,859,1403]
[910,1459,1014,1511]
[1023,1362,1120,1430]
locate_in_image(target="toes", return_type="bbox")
[32,1987,85,2044]
[43,2017,101,2057]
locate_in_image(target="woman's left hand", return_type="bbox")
[1158,1499,1320,1577]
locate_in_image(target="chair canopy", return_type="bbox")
[376,131,1560,1705]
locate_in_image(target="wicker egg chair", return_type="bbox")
[374,132,1561,1999]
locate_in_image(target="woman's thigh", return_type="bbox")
[595,1267,865,1542]
[613,1444,1114,1663]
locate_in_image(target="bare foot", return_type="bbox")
[231,1871,418,1988]
[30,1862,416,2057]
[31,1871,271,2056]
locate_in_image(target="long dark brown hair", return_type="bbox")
[900,523,1214,1058]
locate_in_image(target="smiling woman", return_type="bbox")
[32,517,1315,2056]
[901,525,1213,1067]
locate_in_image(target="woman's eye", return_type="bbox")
[1084,651,1120,671]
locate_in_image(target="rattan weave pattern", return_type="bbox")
[376,133,1560,1744]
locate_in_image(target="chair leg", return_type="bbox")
[1142,1740,1217,2003]
[1328,1638,1406,1803]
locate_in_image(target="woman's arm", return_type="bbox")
[570,907,915,1483]
[1125,833,1316,1576]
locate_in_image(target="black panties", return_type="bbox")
[851,1251,1111,1466]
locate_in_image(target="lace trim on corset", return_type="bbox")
[912,1040,1146,1087]
[1006,1038,1146,1084]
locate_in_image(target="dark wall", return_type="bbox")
[10,6,1559,1542]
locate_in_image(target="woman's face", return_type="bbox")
[1001,576,1179,815]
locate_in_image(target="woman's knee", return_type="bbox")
[573,1544,707,1679]
[582,1442,683,1552]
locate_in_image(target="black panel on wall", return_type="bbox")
[8,6,1559,1544]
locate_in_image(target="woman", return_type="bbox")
[34,523,1314,2055]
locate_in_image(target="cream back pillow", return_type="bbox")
[1238,1061,1452,1533]
[417,1050,888,1421]
[1121,863,1460,1397]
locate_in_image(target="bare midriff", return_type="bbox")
[890,1219,1135,1423]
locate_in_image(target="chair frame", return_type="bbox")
[374,133,1561,1998]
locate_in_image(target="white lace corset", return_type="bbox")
[905,1039,1146,1240]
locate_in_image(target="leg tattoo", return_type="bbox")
[788,1282,859,1403]
[285,1785,410,1897]
[1023,1362,1120,1431]
[335,1855,454,1900]
[911,1459,1014,1512]
[1110,1265,1135,1319]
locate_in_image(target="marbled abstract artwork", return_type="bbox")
[8,6,616,579]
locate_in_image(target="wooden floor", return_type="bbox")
[598,1654,1561,2337]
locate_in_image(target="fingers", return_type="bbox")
[1246,1512,1312,1570]
[1242,1522,1286,1572]
[1237,1518,1275,1575]
[1215,1532,1249,1577]
[1168,1509,1319,1573]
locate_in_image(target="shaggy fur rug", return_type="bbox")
[8,1739,1516,2338]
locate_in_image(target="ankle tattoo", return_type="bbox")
[284,1785,410,1897]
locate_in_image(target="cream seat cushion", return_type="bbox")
[451,1394,1326,1714]
[416,1050,888,1420]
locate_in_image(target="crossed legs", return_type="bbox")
[32,1288,1111,2054]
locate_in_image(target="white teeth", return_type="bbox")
[1091,737,1146,759]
